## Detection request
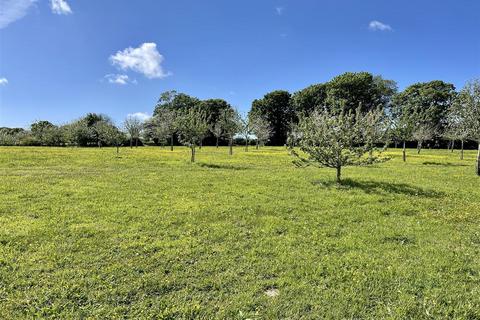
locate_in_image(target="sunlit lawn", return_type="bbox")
[0,146,479,318]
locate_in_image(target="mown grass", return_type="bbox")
[0,146,479,319]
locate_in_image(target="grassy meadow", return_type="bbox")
[0,146,479,319]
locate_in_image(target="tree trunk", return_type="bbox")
[256,139,259,150]
[451,140,455,153]
[402,140,406,162]
[130,138,133,149]
[368,149,373,162]
[135,138,138,148]
[394,141,398,149]
[170,134,174,151]
[229,138,233,155]
[245,138,248,152]
[476,142,480,176]
[460,140,464,160]
[216,137,219,148]
[336,166,341,184]
[191,145,196,163]
[116,144,119,155]
[199,140,202,150]
[417,141,422,154]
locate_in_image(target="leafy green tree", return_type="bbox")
[291,102,387,183]
[326,72,397,113]
[0,130,19,145]
[14,131,39,146]
[199,99,231,123]
[176,108,209,162]
[62,121,88,147]
[198,99,232,146]
[64,120,93,147]
[94,121,122,147]
[153,92,235,147]
[392,81,456,136]
[44,126,65,146]
[373,75,399,109]
[94,121,124,154]
[154,91,200,114]
[250,90,293,145]
[0,127,24,136]
[291,83,327,116]
[30,121,55,145]
[62,113,113,147]
[142,118,159,145]
[83,113,106,127]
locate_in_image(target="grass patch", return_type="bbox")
[0,146,479,318]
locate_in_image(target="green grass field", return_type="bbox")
[1,146,479,319]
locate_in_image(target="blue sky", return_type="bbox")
[0,0,479,128]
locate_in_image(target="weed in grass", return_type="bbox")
[382,235,416,245]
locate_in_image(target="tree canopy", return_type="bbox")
[392,80,456,132]
[326,72,397,113]
[250,90,293,146]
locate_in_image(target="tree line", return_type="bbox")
[1,72,479,175]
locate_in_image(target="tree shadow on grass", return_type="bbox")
[197,162,249,170]
[313,178,444,198]
[422,161,468,167]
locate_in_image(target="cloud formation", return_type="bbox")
[110,43,170,79]
[104,74,136,85]
[127,112,151,122]
[50,0,72,15]
[275,7,284,15]
[368,20,392,31]
[0,0,36,29]
[0,78,8,85]
[0,0,73,29]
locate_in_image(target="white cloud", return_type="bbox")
[104,74,136,85]
[0,0,73,29]
[127,112,151,121]
[50,0,72,15]
[110,43,170,79]
[275,6,284,15]
[368,20,392,31]
[0,78,8,85]
[0,0,36,29]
